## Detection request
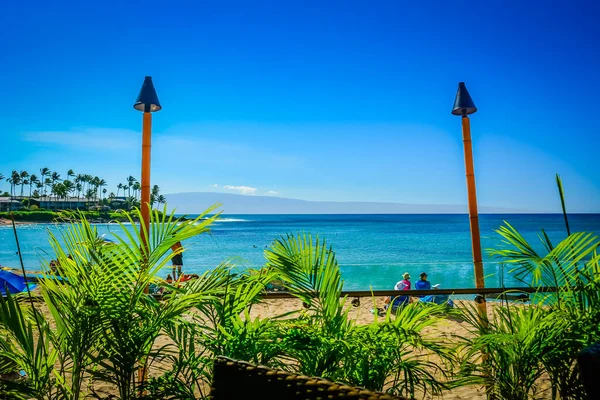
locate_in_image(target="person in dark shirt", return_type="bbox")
[414,272,431,297]
[171,242,183,280]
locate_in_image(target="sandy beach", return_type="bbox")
[24,294,551,400]
[0,218,31,225]
[246,297,552,400]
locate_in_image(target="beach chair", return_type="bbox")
[209,356,407,400]
[577,342,600,399]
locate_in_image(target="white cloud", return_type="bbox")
[23,128,139,150]
[222,185,257,195]
[267,190,279,195]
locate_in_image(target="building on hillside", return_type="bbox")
[109,197,128,209]
[27,197,97,211]
[0,198,24,211]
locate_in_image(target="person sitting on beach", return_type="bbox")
[414,272,431,297]
[385,272,411,313]
[165,274,173,284]
[395,272,411,291]
[419,284,454,308]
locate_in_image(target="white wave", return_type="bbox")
[217,218,251,222]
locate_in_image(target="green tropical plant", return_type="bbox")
[345,302,453,398]
[0,291,58,400]
[457,303,560,400]
[485,175,600,399]
[0,205,226,399]
[265,233,452,398]
[265,234,353,377]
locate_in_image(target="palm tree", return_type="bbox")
[85,188,95,201]
[51,172,61,189]
[28,174,39,198]
[40,167,50,197]
[132,181,141,200]
[0,173,4,193]
[126,176,136,198]
[51,172,62,201]
[67,169,75,181]
[151,185,160,208]
[95,178,106,201]
[45,178,53,199]
[10,171,21,198]
[19,171,29,197]
[22,178,29,198]
[6,177,13,198]
[63,180,75,207]
[80,174,91,196]
[116,183,123,198]
[157,194,166,207]
[98,179,107,197]
[52,183,68,201]
[75,174,84,198]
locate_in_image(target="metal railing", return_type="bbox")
[262,286,558,299]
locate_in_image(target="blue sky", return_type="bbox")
[1,0,599,212]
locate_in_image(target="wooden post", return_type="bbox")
[461,115,487,317]
[140,111,152,250]
[138,110,152,391]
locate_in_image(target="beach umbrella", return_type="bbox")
[133,76,161,249]
[452,82,487,315]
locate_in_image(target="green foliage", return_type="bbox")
[0,291,57,399]
[457,303,559,400]
[0,210,58,222]
[488,224,600,399]
[266,233,452,398]
[341,303,453,398]
[483,175,600,399]
[0,210,167,223]
[0,205,222,399]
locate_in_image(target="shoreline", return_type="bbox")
[0,219,31,226]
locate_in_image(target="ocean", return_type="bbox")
[1,214,599,290]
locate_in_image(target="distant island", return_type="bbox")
[164,192,528,214]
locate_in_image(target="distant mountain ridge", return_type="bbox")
[164,192,528,214]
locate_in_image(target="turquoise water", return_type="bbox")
[1,214,599,290]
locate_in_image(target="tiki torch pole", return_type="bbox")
[133,76,161,391]
[134,76,162,251]
[452,82,487,317]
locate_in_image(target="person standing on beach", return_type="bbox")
[414,272,431,297]
[171,242,183,280]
